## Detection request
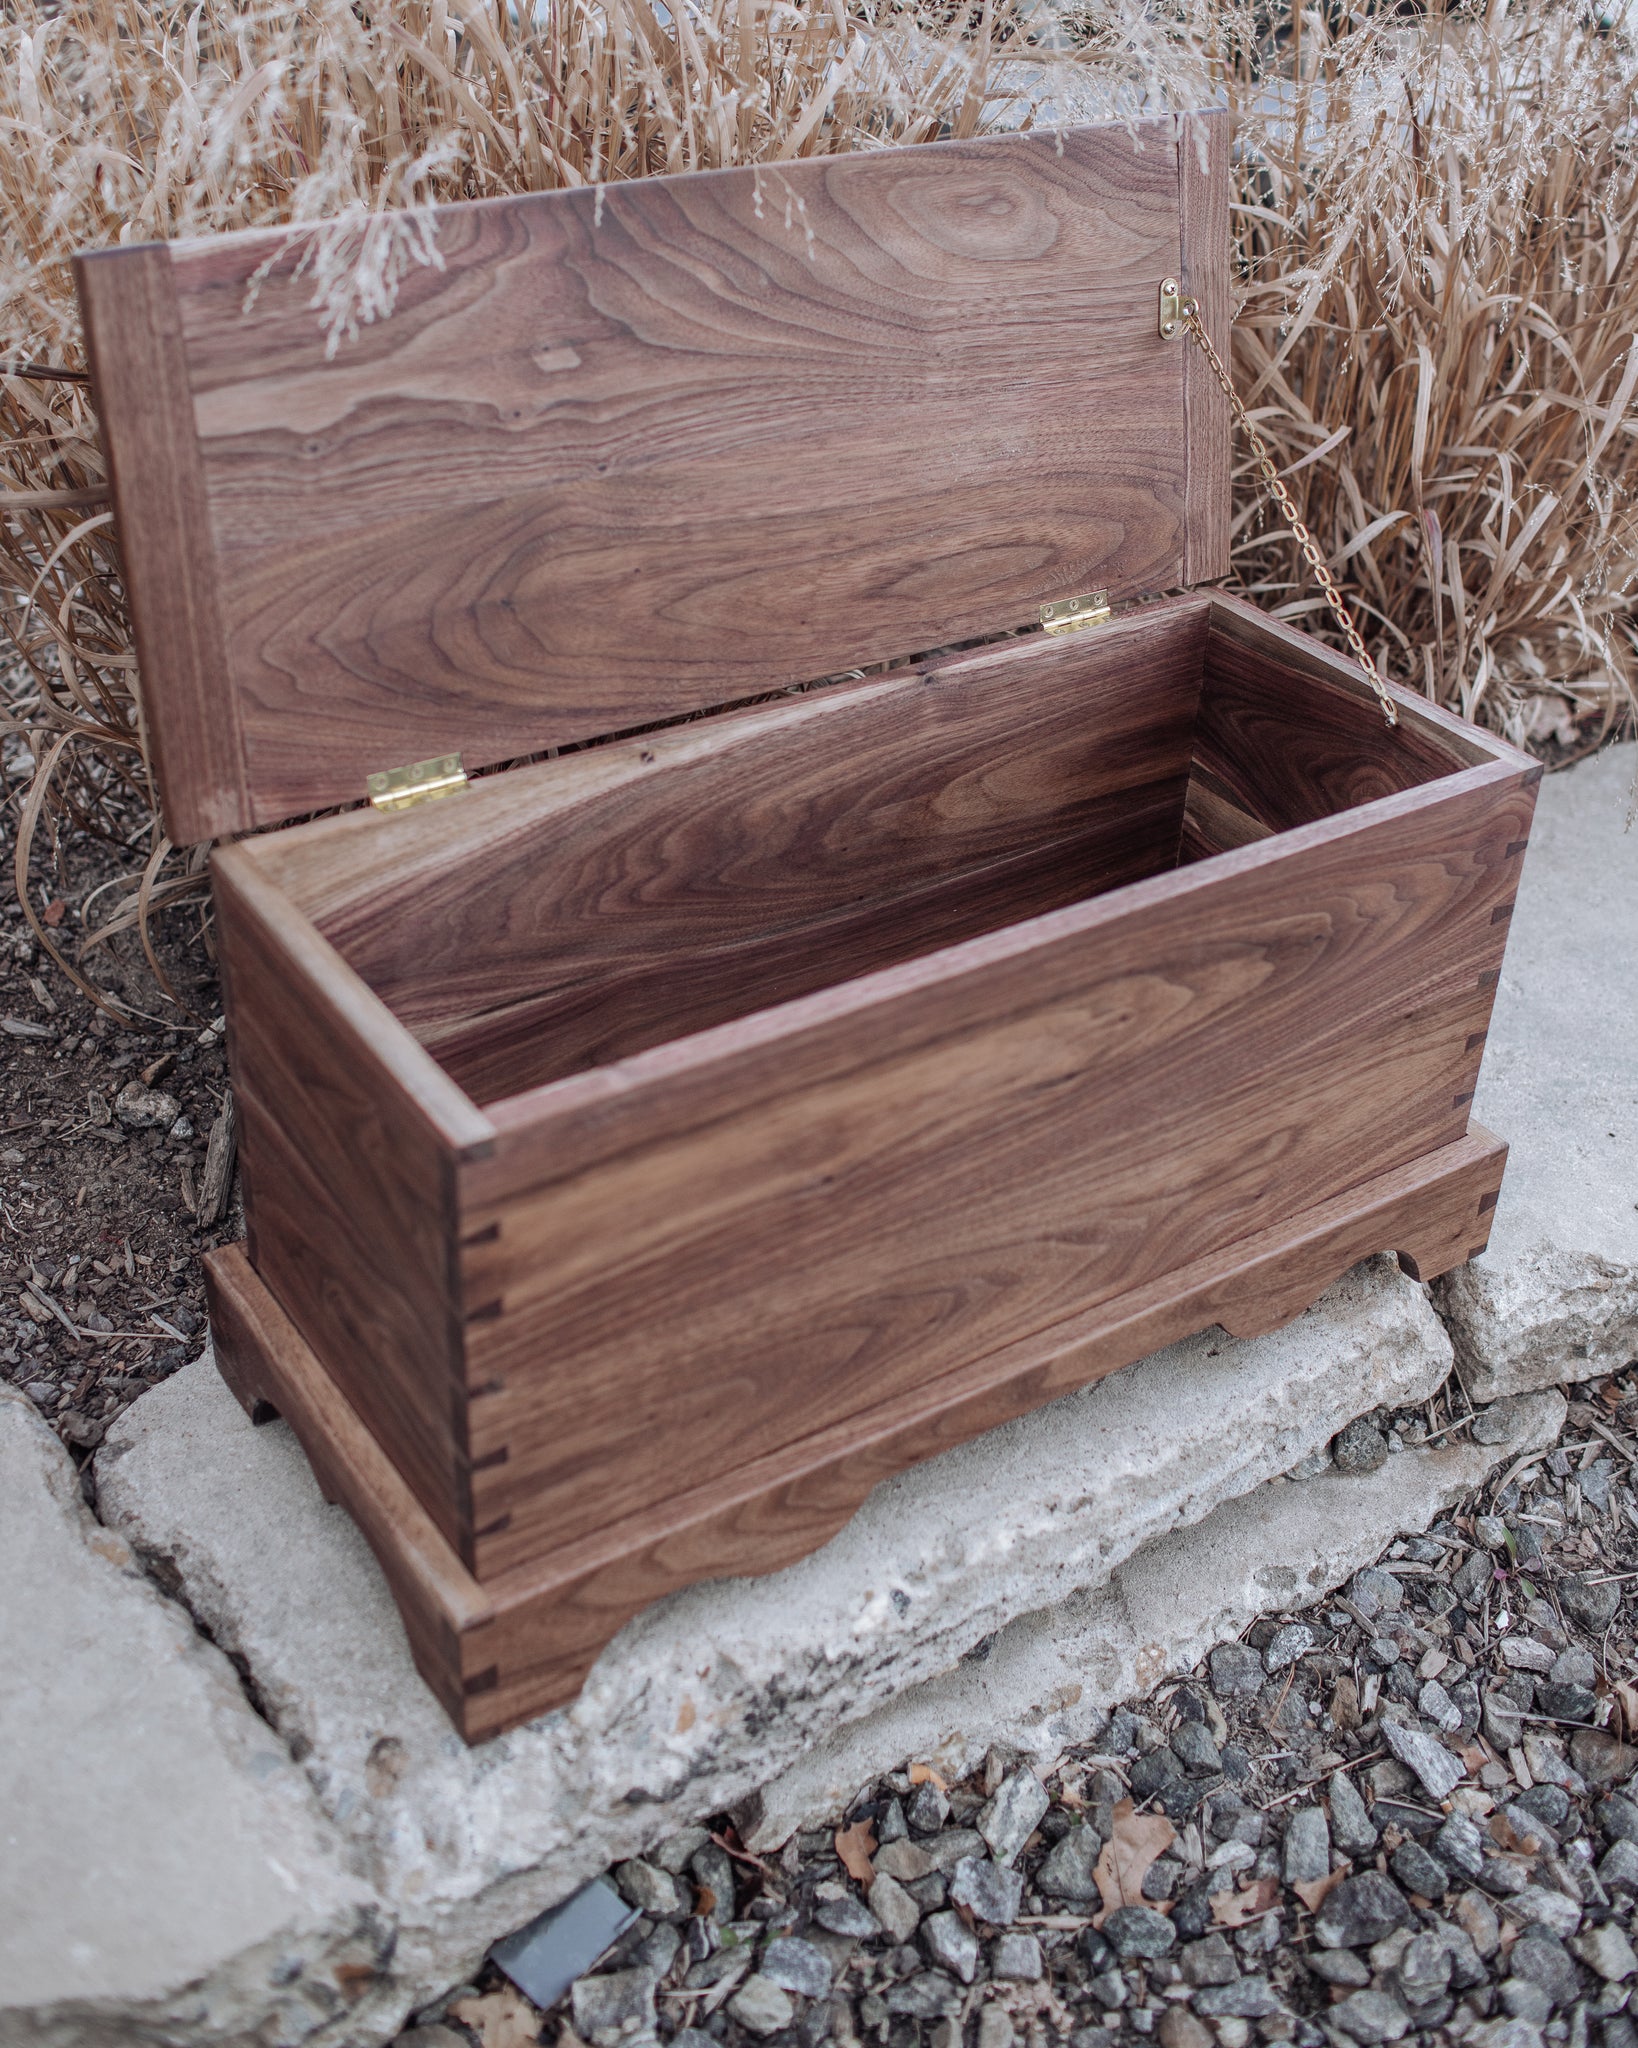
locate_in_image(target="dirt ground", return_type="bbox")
[0,764,230,1471]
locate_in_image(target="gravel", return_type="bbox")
[418,1373,1638,2048]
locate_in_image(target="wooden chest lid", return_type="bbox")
[75,112,1230,845]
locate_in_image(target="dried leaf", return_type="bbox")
[1090,1798,1176,1922]
[41,899,65,928]
[1292,1862,1351,1913]
[1211,1874,1281,1928]
[908,1762,949,1792]
[449,1984,544,2048]
[834,1818,877,1886]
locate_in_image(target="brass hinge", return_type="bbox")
[366,752,468,812]
[1039,590,1112,636]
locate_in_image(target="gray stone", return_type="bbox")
[762,1938,834,1999]
[1103,1906,1176,1959]
[1420,1678,1463,1733]
[1350,1567,1404,1618]
[1308,1950,1371,1987]
[1475,1514,1512,1551]
[990,1933,1043,1981]
[1501,1981,1556,2028]
[1329,1771,1379,1859]
[1391,1838,1451,1899]
[1552,1647,1599,1688]
[1506,1887,1583,1939]
[1396,1930,1454,2001]
[1263,1621,1316,1673]
[1453,1889,1503,1958]
[114,1080,182,1129]
[1575,1925,1638,1982]
[1333,1420,1390,1475]
[976,2004,1016,2048]
[1180,1934,1238,1986]
[1436,745,1638,1401]
[1473,1399,1535,1445]
[905,1779,950,1835]
[1088,1968,1128,2011]
[1600,1794,1638,1845]
[692,1842,736,1924]
[1283,1806,1331,1885]
[615,1860,690,1919]
[1193,1977,1282,2020]
[1036,1825,1103,1903]
[948,1855,1025,1926]
[977,1768,1049,1866]
[728,1974,797,2037]
[1508,1932,1580,2008]
[0,1388,377,2047]
[1209,1643,1266,1698]
[1560,1576,1623,1634]
[1381,1721,1465,1801]
[884,1972,963,2019]
[874,1838,933,1883]
[919,1829,988,1873]
[816,1895,880,1939]
[573,1967,658,2044]
[655,1827,712,1874]
[921,1912,980,1984]
[1600,1839,1638,1890]
[866,1874,921,1947]
[1172,1721,1221,1776]
[1314,1873,1414,1949]
[1329,1989,1412,2043]
[1431,1814,1486,1883]
[1469,2024,1544,2048]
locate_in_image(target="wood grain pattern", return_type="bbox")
[455,762,1535,1580]
[273,602,1211,1102]
[211,848,493,1562]
[78,117,1229,840]
[207,1124,1508,1741]
[72,246,247,846]
[1178,111,1232,587]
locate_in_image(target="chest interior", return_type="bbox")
[242,592,1483,1115]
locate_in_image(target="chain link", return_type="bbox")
[1180,298,1398,730]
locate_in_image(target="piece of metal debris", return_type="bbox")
[489,1875,638,2013]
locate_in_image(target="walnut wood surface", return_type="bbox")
[271,603,1211,1102]
[206,1124,1508,1741]
[1179,112,1232,588]
[214,594,1534,1594]
[73,246,247,843]
[212,849,493,1561]
[455,762,1534,1580]
[77,116,1229,842]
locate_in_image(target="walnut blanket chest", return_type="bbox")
[75,110,1538,1741]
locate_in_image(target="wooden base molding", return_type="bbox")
[205,1119,1504,1743]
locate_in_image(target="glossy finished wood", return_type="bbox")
[211,594,1537,1596]
[207,1117,1510,1740]
[75,116,1231,843]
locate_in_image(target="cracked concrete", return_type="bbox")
[0,1386,390,2048]
[1436,742,1638,1398]
[79,1259,1449,2039]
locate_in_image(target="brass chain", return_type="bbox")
[1180,298,1399,730]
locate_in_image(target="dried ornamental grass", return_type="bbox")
[1,0,1635,1017]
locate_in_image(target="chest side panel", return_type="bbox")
[456,763,1535,1581]
[78,117,1229,839]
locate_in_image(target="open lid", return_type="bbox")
[75,112,1230,845]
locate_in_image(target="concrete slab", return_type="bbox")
[1437,742,1638,1399]
[94,1259,1451,2035]
[740,1389,1566,1848]
[0,1388,383,2048]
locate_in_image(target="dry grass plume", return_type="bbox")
[1,0,1634,1014]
